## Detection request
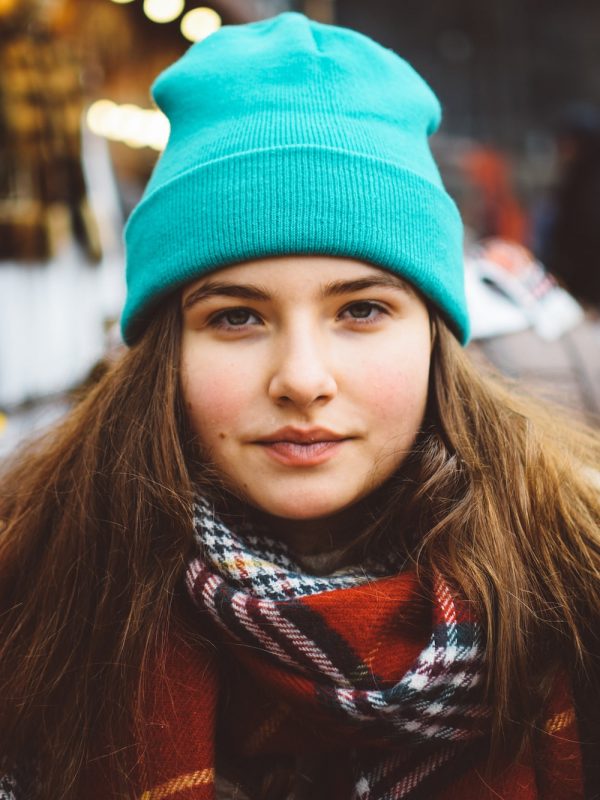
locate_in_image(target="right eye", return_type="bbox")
[207,307,263,331]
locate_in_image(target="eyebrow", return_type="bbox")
[322,275,412,297]
[181,274,411,310]
[182,281,270,309]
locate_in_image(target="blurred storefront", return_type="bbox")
[0,0,127,419]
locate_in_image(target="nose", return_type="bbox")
[267,322,338,409]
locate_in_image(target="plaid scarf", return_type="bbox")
[185,499,489,799]
[2,501,585,799]
[174,500,582,800]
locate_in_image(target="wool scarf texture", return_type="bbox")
[133,500,583,800]
[0,502,584,799]
[187,499,490,798]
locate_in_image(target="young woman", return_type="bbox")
[1,12,599,800]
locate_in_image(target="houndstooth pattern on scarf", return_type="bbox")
[190,498,401,600]
[187,500,490,799]
[0,775,18,800]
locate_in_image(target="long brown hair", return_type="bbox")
[0,298,599,797]
[386,320,600,756]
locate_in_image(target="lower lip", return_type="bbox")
[257,440,346,466]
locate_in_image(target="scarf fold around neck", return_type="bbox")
[148,499,579,800]
[185,498,490,797]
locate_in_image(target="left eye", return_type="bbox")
[209,308,261,329]
[341,301,386,321]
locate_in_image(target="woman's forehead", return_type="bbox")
[181,256,414,304]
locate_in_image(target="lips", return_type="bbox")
[255,426,348,444]
[253,427,351,466]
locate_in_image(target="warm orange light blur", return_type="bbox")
[0,0,19,16]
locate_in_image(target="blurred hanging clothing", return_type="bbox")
[0,22,125,412]
[0,28,101,262]
[460,145,528,244]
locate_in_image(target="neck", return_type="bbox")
[252,483,400,561]
[259,506,371,556]
[213,479,400,565]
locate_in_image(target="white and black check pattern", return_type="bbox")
[187,500,489,738]
[0,775,18,800]
[187,500,491,799]
[191,498,402,601]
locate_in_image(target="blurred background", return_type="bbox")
[1,0,599,456]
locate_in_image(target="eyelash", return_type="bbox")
[207,301,389,331]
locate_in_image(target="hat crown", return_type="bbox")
[147,12,443,194]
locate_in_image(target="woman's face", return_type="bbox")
[181,256,432,522]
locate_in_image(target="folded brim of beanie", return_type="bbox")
[122,145,468,345]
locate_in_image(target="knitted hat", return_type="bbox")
[122,12,468,344]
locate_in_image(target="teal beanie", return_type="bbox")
[122,12,468,344]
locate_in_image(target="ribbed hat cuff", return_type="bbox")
[123,146,468,344]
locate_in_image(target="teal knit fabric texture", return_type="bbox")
[122,12,469,344]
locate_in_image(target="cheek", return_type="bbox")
[359,348,430,425]
[182,355,254,436]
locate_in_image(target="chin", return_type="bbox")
[260,504,337,521]
[249,491,357,522]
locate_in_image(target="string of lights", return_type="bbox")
[87,100,170,151]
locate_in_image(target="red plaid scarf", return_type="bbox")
[72,502,581,799]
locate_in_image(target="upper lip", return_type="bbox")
[255,427,350,443]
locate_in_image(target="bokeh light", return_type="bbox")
[86,100,170,151]
[181,7,222,42]
[87,99,119,136]
[143,0,185,24]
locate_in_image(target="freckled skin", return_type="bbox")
[180,256,432,527]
